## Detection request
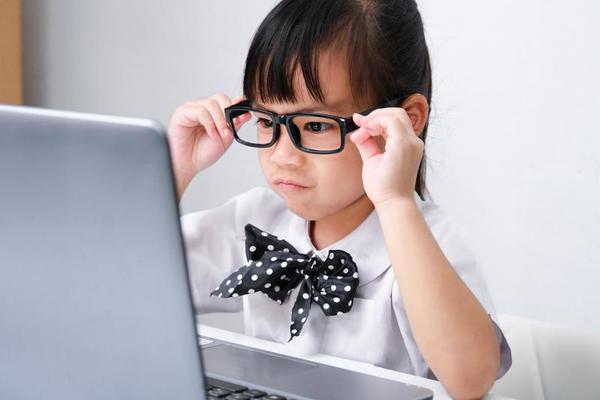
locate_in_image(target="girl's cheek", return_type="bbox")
[345,136,361,154]
[347,140,366,163]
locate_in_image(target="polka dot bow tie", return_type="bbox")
[210,223,360,341]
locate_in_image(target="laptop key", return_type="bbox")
[241,389,268,398]
[224,394,252,400]
[207,387,232,397]
[207,377,248,393]
[205,377,290,400]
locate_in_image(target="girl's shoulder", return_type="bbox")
[414,194,477,263]
[416,194,462,236]
[180,186,287,240]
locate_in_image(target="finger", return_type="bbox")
[210,95,249,150]
[220,126,235,151]
[362,112,414,143]
[233,112,252,131]
[353,113,389,141]
[212,94,241,140]
[177,105,218,138]
[359,109,414,139]
[350,127,382,161]
[212,92,243,110]
[214,92,244,105]
[360,105,405,118]
[355,107,408,124]
[231,95,245,104]
[213,94,250,134]
[201,103,230,151]
[212,92,233,106]
[204,98,229,138]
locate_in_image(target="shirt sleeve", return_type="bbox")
[180,187,265,315]
[391,201,512,379]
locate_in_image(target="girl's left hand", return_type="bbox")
[350,108,424,207]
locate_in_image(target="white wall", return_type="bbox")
[417,0,600,332]
[22,0,600,332]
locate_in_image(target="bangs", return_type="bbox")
[243,0,392,107]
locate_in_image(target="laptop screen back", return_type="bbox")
[0,105,206,400]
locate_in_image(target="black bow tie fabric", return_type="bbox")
[210,223,360,341]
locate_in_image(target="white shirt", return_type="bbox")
[180,187,511,378]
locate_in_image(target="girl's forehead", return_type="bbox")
[254,65,361,114]
[251,48,374,113]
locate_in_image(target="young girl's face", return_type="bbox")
[256,49,376,221]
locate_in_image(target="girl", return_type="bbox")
[168,1,511,399]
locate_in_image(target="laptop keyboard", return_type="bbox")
[206,376,300,400]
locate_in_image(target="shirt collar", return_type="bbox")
[283,191,424,288]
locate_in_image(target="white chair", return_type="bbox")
[491,314,600,400]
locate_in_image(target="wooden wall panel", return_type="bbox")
[0,0,22,105]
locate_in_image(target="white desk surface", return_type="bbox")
[197,324,514,400]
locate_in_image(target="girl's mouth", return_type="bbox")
[273,178,309,191]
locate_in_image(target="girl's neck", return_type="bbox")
[309,193,374,250]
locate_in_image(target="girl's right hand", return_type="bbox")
[167,93,251,198]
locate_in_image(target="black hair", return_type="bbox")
[243,0,432,201]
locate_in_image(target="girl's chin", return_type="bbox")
[283,200,326,221]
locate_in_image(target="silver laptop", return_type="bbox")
[0,104,433,400]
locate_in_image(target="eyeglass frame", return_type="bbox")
[223,95,410,155]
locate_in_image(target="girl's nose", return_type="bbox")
[269,125,304,167]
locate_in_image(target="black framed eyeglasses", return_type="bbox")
[224,95,410,155]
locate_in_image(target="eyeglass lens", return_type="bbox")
[233,110,342,152]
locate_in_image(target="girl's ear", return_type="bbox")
[400,94,429,138]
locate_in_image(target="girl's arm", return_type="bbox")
[350,104,500,399]
[376,197,499,400]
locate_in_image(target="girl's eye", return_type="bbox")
[255,118,273,128]
[305,121,333,133]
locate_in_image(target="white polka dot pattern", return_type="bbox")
[209,223,359,341]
